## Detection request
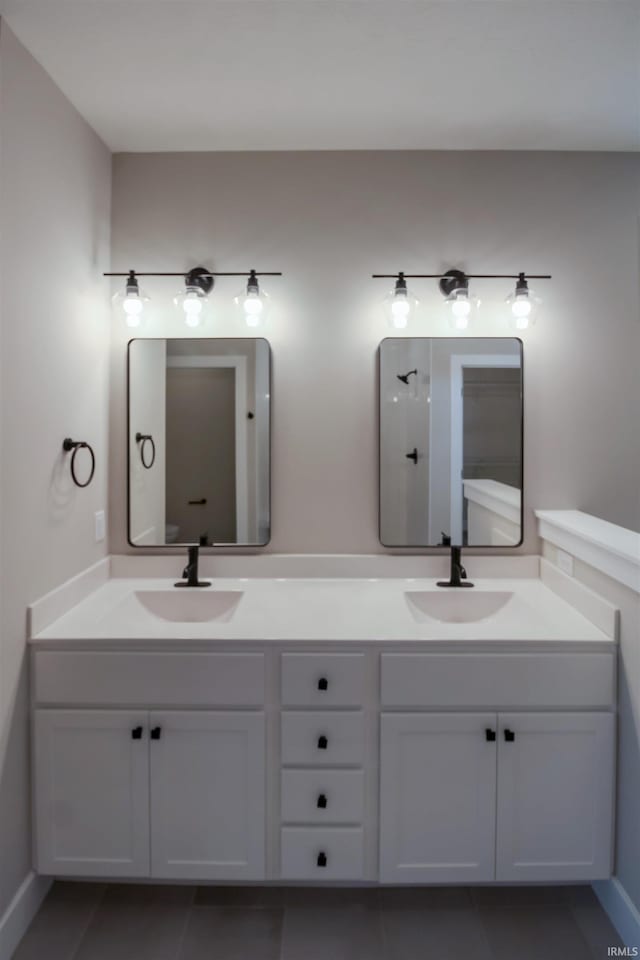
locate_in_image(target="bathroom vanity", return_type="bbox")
[29,560,617,887]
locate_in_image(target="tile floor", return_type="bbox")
[13,881,624,960]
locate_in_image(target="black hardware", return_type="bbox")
[317,794,328,809]
[188,498,207,505]
[485,729,496,742]
[504,729,515,742]
[405,448,418,465]
[247,411,255,420]
[175,544,211,588]
[317,677,329,691]
[135,432,156,469]
[317,852,327,868]
[437,545,475,588]
[131,726,143,740]
[150,726,162,741]
[372,272,552,280]
[106,269,283,279]
[62,438,96,488]
[397,369,417,385]
[317,735,328,750]
[440,532,451,547]
[184,266,215,295]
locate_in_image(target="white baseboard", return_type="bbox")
[594,878,640,950]
[0,872,51,960]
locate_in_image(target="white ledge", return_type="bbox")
[463,479,521,525]
[536,510,640,594]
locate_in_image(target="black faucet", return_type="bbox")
[174,544,211,588]
[437,545,475,588]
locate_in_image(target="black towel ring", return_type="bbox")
[135,432,156,469]
[62,438,96,488]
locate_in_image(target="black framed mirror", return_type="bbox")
[128,338,271,547]
[379,338,523,547]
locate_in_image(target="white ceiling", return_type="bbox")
[2,0,639,152]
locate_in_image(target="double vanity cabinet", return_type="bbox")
[31,572,617,887]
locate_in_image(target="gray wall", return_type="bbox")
[110,151,640,554]
[0,21,111,918]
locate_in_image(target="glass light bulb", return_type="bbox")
[451,294,471,318]
[512,294,532,318]
[182,291,204,327]
[383,281,417,329]
[123,294,143,327]
[506,282,539,330]
[449,312,470,331]
[234,279,270,328]
[113,276,148,328]
[243,291,264,327]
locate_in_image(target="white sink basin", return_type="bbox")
[405,590,514,624]
[132,590,243,623]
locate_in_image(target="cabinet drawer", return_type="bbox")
[33,652,265,707]
[281,769,364,824]
[381,653,615,710]
[281,654,365,707]
[281,712,365,766]
[281,827,364,880]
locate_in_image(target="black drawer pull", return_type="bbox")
[504,728,515,742]
[317,852,327,868]
[150,726,162,741]
[317,677,329,691]
[485,728,496,742]
[317,735,328,750]
[131,726,143,740]
[317,794,328,809]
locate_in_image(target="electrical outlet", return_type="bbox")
[556,549,574,577]
[95,510,106,543]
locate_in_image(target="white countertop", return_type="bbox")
[30,574,615,649]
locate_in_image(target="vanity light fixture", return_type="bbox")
[174,267,214,328]
[506,272,541,330]
[105,268,283,329]
[383,273,419,329]
[372,270,551,331]
[112,270,148,328]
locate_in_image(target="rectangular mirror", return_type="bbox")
[379,338,523,548]
[128,338,271,547]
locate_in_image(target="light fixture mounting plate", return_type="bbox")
[186,266,214,294]
[439,269,467,298]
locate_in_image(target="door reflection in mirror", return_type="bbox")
[379,338,523,548]
[128,338,271,547]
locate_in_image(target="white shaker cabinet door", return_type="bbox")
[496,712,615,882]
[149,711,266,880]
[34,709,150,877]
[380,713,497,883]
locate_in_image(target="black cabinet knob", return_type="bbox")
[317,735,328,750]
[317,677,329,691]
[131,726,143,740]
[317,794,328,809]
[150,726,162,741]
[317,852,327,868]
[504,728,515,742]
[485,728,496,742]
